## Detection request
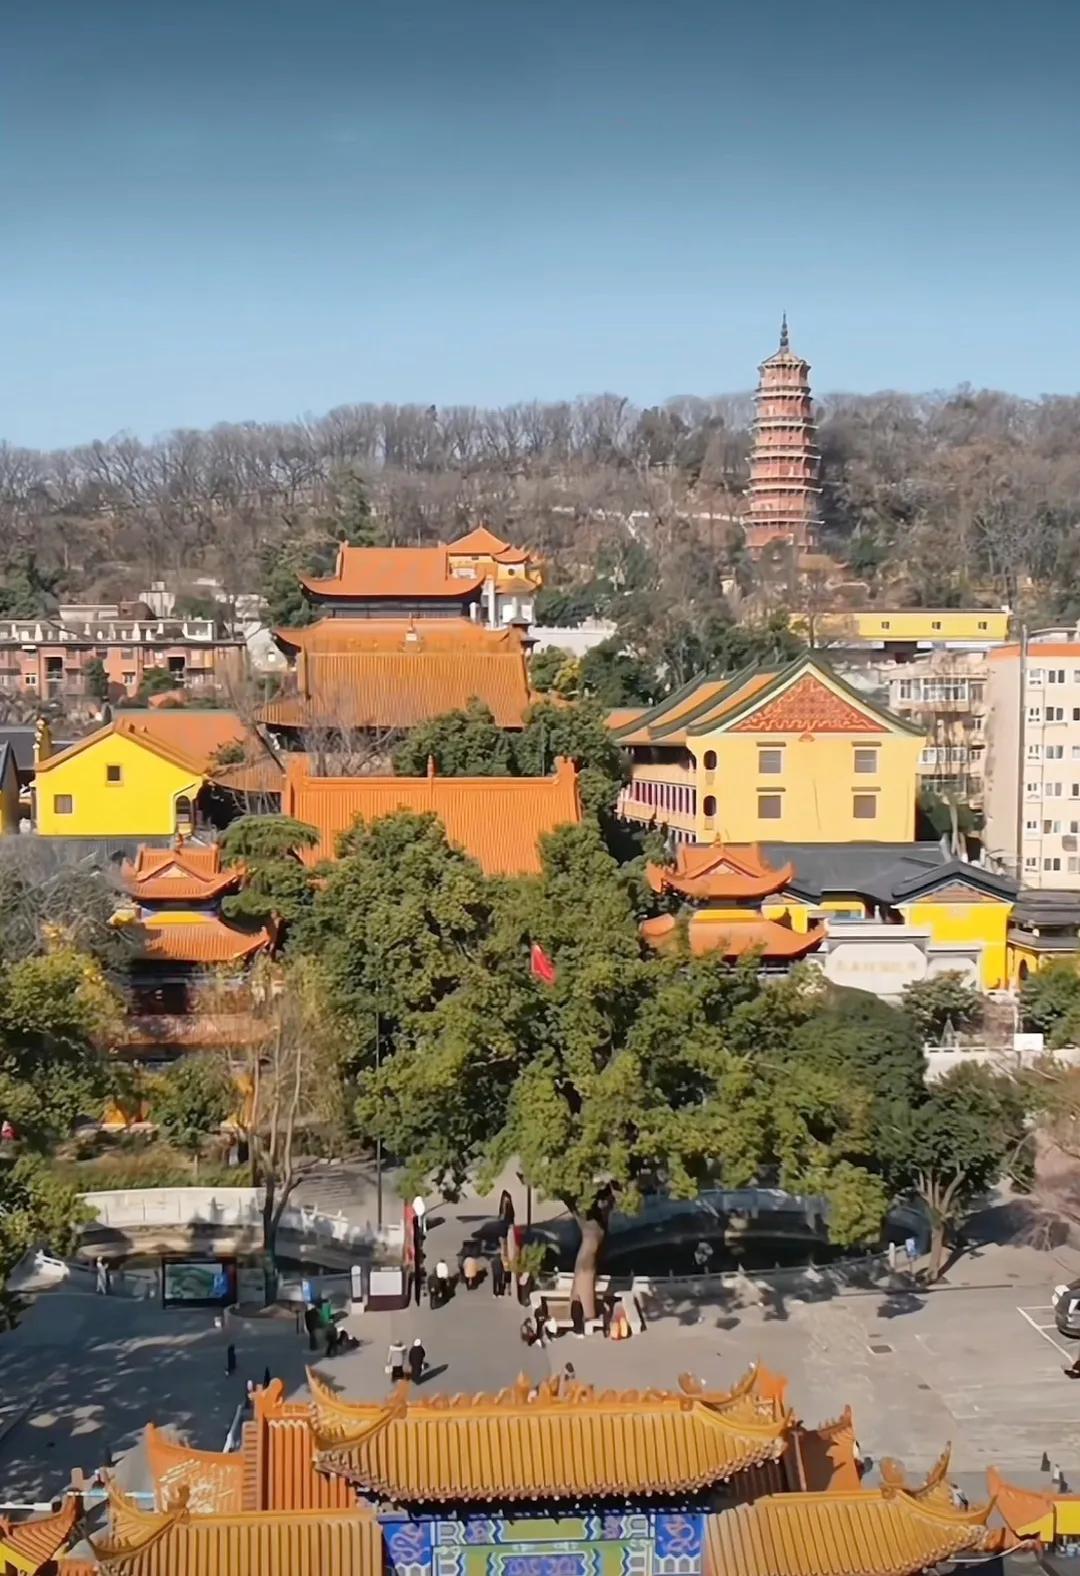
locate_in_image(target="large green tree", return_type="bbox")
[220,814,320,932]
[322,817,890,1313]
[1020,959,1080,1046]
[891,1064,1031,1279]
[392,701,516,777]
[153,1055,236,1174]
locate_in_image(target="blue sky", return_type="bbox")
[2,0,1077,448]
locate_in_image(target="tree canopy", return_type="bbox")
[219,814,320,930]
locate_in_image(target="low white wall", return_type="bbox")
[924,1045,1080,1080]
[79,1187,403,1253]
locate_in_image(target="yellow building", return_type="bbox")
[614,653,925,845]
[795,608,1010,646]
[33,720,205,838]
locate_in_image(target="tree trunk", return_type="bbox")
[928,1220,946,1282]
[571,1213,607,1320]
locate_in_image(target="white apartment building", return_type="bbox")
[888,650,989,807]
[984,634,1080,888]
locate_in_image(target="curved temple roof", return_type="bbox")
[307,1366,793,1503]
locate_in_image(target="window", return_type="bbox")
[880,620,891,630]
[1070,858,1080,874]
[853,747,879,774]
[757,793,782,820]
[978,620,988,631]
[1071,821,1080,835]
[1025,856,1038,871]
[24,674,36,688]
[758,747,783,775]
[1073,783,1080,797]
[1027,744,1042,760]
[1027,706,1042,723]
[1074,670,1080,684]
[105,764,122,784]
[852,793,878,820]
[1026,781,1040,798]
[1044,857,1062,872]
[53,794,73,815]
[1049,668,1066,684]
[1048,706,1065,722]
[702,794,717,818]
[702,749,717,771]
[931,620,942,631]
[898,679,913,702]
[1044,820,1062,834]
[1030,669,1044,686]
[1048,745,1066,759]
[1049,782,1064,798]
[1025,818,1039,833]
[122,671,135,686]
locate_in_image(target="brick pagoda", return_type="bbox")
[743,315,823,554]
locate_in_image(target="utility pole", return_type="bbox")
[374,1000,383,1233]
[1014,623,1028,883]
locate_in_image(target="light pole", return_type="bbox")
[374,998,383,1233]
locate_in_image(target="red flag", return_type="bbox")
[530,942,557,986]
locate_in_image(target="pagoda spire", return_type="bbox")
[779,312,789,352]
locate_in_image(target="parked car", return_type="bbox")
[1052,1281,1080,1337]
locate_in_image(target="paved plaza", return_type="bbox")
[3,1207,1080,1505]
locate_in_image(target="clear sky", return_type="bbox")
[3,0,1078,448]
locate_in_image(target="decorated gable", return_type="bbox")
[729,674,887,735]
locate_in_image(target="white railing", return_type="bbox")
[78,1187,403,1252]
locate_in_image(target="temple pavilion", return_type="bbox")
[641,843,826,965]
[15,1367,1033,1575]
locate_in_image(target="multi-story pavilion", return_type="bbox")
[742,318,823,555]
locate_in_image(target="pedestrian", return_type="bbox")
[95,1257,109,1296]
[386,1341,406,1382]
[904,1235,918,1270]
[304,1304,320,1353]
[435,1259,452,1303]
[519,1317,536,1346]
[427,1270,441,1307]
[462,1255,481,1290]
[570,1297,585,1338]
[412,1196,427,1240]
[225,1343,236,1376]
[562,1362,576,1384]
[491,1256,505,1297]
[262,1366,272,1389]
[408,1338,426,1383]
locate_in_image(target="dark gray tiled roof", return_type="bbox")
[761,841,1016,906]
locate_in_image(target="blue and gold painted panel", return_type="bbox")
[382,1509,705,1576]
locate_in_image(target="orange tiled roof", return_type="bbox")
[273,619,525,655]
[33,720,205,778]
[144,1382,354,1515]
[89,1481,379,1576]
[300,545,484,600]
[211,755,287,796]
[308,1367,793,1503]
[0,1494,80,1571]
[793,1406,862,1493]
[447,525,511,555]
[115,710,247,771]
[147,1424,245,1514]
[140,916,272,963]
[704,1472,1000,1576]
[258,648,534,730]
[283,755,581,870]
[122,841,243,903]
[647,843,795,902]
[614,679,733,746]
[641,913,826,960]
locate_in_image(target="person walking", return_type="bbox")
[386,1341,406,1382]
[304,1304,320,1353]
[412,1197,427,1240]
[462,1255,481,1290]
[435,1259,452,1304]
[95,1257,109,1296]
[491,1256,506,1297]
[408,1338,426,1383]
